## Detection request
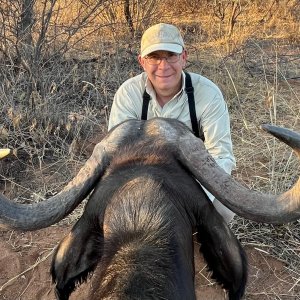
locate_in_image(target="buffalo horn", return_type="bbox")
[0,122,135,231]
[173,123,300,223]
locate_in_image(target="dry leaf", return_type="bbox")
[0,126,9,139]
[12,114,22,128]
[66,121,72,132]
[7,107,14,120]
[30,118,37,132]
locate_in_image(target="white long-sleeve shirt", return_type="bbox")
[108,71,236,222]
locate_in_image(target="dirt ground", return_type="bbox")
[0,225,299,300]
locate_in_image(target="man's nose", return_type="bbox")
[158,58,170,67]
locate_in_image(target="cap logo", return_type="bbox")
[157,30,175,41]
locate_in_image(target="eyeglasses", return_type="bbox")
[144,53,181,65]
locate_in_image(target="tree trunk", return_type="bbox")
[17,0,36,105]
[124,0,134,35]
[17,0,35,60]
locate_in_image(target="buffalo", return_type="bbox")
[0,118,299,300]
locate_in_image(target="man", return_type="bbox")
[108,23,236,223]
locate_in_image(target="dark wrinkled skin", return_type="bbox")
[52,134,247,300]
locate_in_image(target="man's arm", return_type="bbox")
[108,81,143,131]
[201,94,236,174]
[199,93,236,223]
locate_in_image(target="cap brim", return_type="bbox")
[141,44,183,58]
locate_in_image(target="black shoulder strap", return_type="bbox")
[141,73,205,141]
[185,72,201,139]
[142,89,151,120]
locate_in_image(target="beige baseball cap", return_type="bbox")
[141,23,185,58]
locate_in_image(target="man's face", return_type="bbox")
[138,50,187,94]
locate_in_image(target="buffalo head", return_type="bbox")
[1,118,299,230]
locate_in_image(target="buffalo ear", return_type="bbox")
[194,197,247,300]
[51,216,104,300]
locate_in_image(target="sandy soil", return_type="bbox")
[0,226,298,300]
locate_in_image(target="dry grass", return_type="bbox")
[220,39,300,298]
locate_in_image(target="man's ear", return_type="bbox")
[181,49,188,68]
[138,55,146,70]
